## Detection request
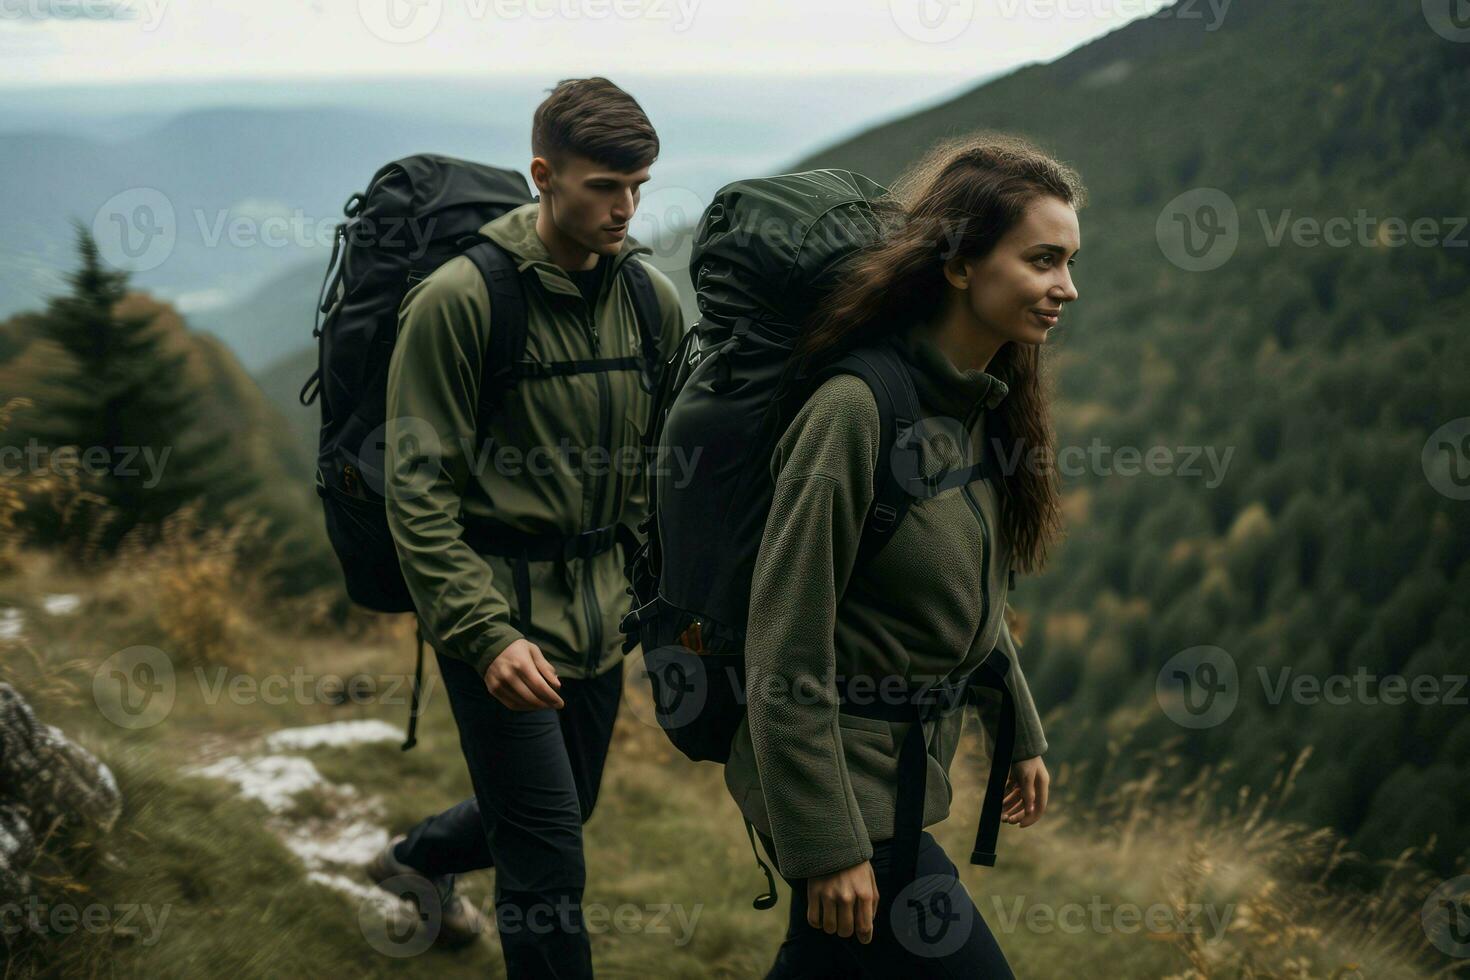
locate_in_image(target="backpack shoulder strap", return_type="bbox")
[461,236,530,414]
[618,258,663,394]
[818,343,922,568]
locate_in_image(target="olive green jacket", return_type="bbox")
[723,322,1049,879]
[384,203,685,680]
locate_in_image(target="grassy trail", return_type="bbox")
[1,552,1457,978]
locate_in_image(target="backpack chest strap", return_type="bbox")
[462,519,630,563]
[511,355,647,380]
[463,238,663,409]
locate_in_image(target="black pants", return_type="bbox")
[757,829,1015,979]
[397,649,623,979]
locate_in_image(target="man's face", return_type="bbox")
[532,152,651,257]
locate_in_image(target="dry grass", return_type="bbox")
[0,397,114,578]
[94,504,266,670]
[0,397,27,574]
[1014,709,1465,980]
[0,469,1464,977]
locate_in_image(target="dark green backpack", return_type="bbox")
[619,170,1018,904]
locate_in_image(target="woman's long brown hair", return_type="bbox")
[796,133,1087,574]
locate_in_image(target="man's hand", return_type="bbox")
[1001,755,1050,827]
[483,639,564,711]
[807,859,879,943]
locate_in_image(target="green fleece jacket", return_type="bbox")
[723,321,1049,879]
[384,203,685,680]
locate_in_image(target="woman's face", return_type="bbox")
[949,195,1080,346]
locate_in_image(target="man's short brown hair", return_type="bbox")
[531,77,659,172]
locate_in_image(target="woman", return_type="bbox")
[722,133,1085,977]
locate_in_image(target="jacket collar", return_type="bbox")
[891,320,1010,426]
[480,202,650,300]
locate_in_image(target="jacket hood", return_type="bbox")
[480,202,651,298]
[893,321,1010,425]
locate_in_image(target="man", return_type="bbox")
[368,77,684,978]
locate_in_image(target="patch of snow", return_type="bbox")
[169,287,236,314]
[284,819,388,869]
[264,720,403,752]
[188,755,336,814]
[307,870,402,915]
[41,594,81,616]
[0,609,23,640]
[1080,59,1133,89]
[189,723,433,923]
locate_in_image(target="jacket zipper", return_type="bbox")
[581,296,610,674]
[541,252,632,676]
[962,481,992,643]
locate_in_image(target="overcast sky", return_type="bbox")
[0,0,1166,86]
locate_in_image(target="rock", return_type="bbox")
[0,802,36,900]
[0,683,122,838]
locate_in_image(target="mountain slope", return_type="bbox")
[792,0,1470,872]
[0,293,341,598]
[255,344,321,476]
[195,260,328,377]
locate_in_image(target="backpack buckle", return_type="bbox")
[562,524,617,562]
[871,503,898,531]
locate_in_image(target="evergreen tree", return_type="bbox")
[32,224,260,549]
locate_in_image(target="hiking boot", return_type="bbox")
[366,834,485,947]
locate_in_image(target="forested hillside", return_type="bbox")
[0,235,342,599]
[795,0,1470,872]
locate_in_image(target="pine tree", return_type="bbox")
[33,224,260,549]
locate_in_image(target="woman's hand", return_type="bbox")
[1001,755,1049,827]
[807,860,879,943]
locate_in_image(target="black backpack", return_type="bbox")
[619,170,1018,903]
[299,153,662,744]
[301,153,662,613]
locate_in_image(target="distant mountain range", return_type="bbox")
[0,71,981,358]
[2,69,989,478]
[0,104,525,333]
